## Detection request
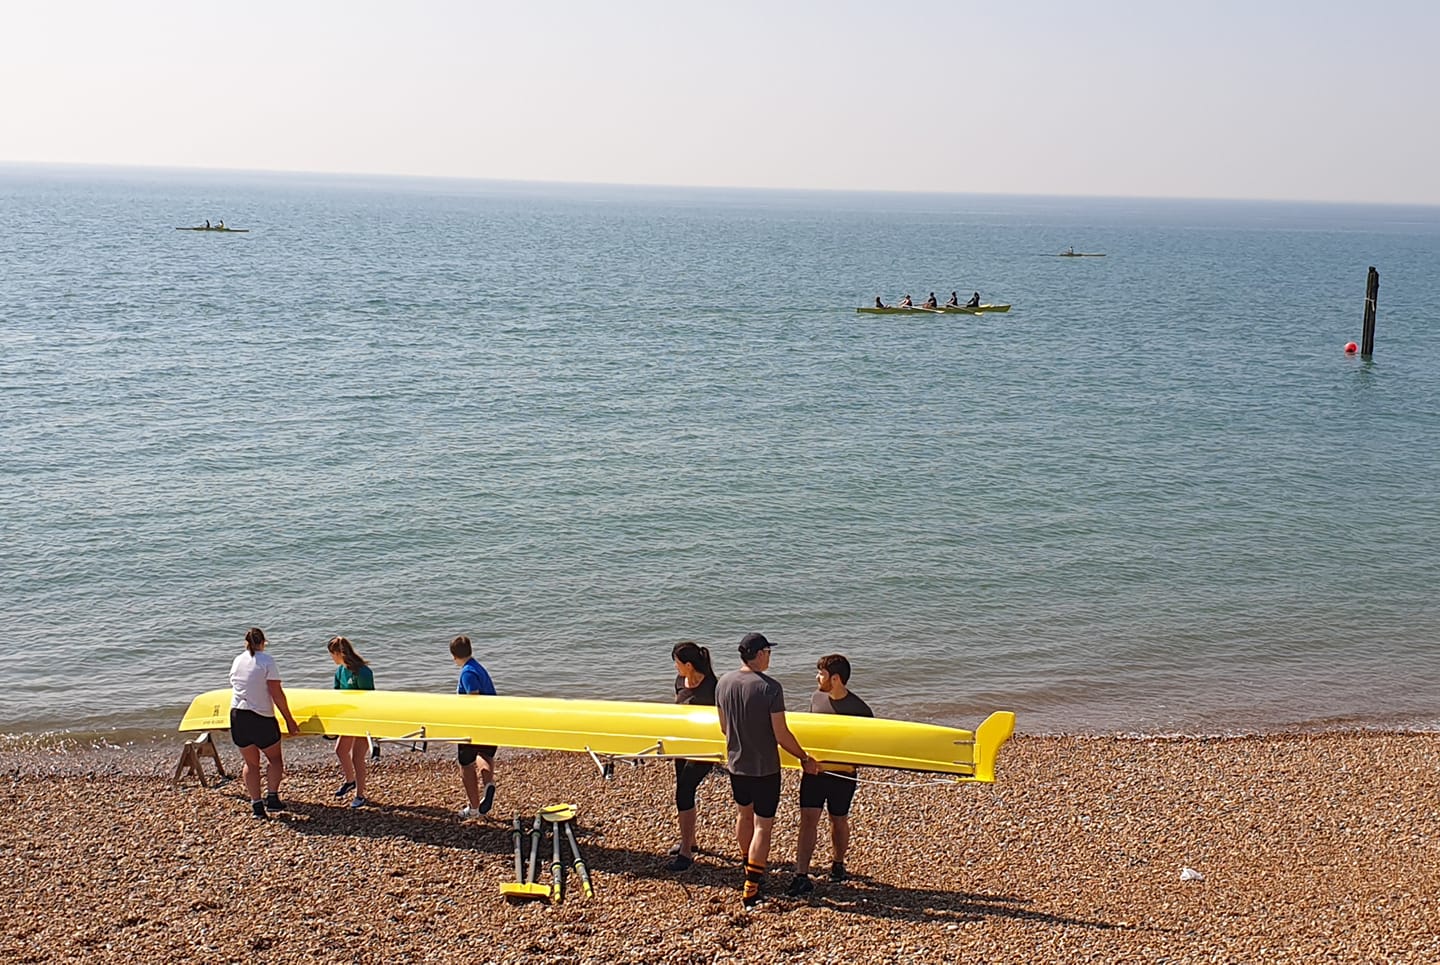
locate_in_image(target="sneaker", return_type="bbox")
[334,781,356,799]
[665,853,694,872]
[479,783,496,814]
[457,806,479,820]
[829,861,847,882]
[742,892,767,911]
[350,796,368,809]
[785,874,814,897]
[264,793,286,812]
[251,800,267,820]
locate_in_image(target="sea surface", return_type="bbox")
[3,163,1439,741]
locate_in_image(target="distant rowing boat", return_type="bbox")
[175,226,250,233]
[857,304,1011,315]
[1058,251,1103,257]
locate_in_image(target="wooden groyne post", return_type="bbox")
[1361,266,1379,357]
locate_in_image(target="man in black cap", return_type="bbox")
[715,632,821,909]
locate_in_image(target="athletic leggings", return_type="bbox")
[674,759,714,811]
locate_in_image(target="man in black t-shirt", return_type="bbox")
[787,653,874,897]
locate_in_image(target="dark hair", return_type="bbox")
[817,653,851,684]
[671,641,716,681]
[449,635,473,659]
[244,627,266,655]
[738,631,771,662]
[328,635,367,673]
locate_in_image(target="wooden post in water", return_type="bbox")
[1360,266,1379,357]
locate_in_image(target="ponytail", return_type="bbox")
[671,640,716,683]
[244,627,266,655]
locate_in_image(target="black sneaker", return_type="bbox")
[665,853,694,872]
[251,800,267,820]
[333,781,356,799]
[742,892,767,911]
[785,874,814,897]
[264,793,286,812]
[829,861,847,882]
[479,783,496,814]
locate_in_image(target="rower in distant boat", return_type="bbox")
[205,219,212,229]
[945,292,959,308]
[898,294,913,308]
[1066,246,1075,256]
[922,293,938,310]
[217,220,226,229]
[965,292,981,309]
[874,296,888,309]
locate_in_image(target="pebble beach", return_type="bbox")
[3,732,1437,963]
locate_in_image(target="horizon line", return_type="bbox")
[3,158,1437,211]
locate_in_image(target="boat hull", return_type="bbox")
[175,227,250,232]
[180,687,1015,780]
[857,304,1010,315]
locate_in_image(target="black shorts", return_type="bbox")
[728,772,782,819]
[230,708,281,750]
[799,771,859,816]
[458,743,497,767]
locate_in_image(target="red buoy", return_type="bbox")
[1344,341,1358,354]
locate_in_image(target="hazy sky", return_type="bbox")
[3,1,1436,203]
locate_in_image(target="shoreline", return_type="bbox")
[4,732,1438,961]
[4,718,1438,776]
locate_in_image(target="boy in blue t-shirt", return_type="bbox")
[450,635,498,819]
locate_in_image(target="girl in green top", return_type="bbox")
[327,636,375,807]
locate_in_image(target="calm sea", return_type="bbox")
[3,163,1438,741]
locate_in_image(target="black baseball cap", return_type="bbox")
[739,632,772,658]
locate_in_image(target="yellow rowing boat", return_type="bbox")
[180,688,1015,781]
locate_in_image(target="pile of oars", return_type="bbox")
[501,803,594,903]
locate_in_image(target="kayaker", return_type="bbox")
[873,296,887,309]
[898,294,913,308]
[945,291,959,307]
[966,291,980,308]
[922,293,938,310]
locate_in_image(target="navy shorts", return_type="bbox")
[230,708,281,750]
[728,772,782,819]
[458,743,497,767]
[799,771,859,816]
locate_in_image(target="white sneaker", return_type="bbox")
[457,806,479,820]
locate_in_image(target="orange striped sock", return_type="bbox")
[743,860,766,899]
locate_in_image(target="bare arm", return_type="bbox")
[716,704,728,737]
[268,680,299,734]
[771,711,821,774]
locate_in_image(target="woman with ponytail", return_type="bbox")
[666,640,718,871]
[229,627,300,819]
[327,635,375,808]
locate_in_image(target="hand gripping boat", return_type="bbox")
[180,688,1016,781]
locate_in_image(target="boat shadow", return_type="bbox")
[265,797,1136,931]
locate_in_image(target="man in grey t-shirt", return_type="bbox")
[715,632,821,909]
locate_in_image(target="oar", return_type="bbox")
[563,820,595,899]
[543,803,576,903]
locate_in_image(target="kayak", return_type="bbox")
[179,687,1016,780]
[175,226,250,233]
[857,304,1011,315]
